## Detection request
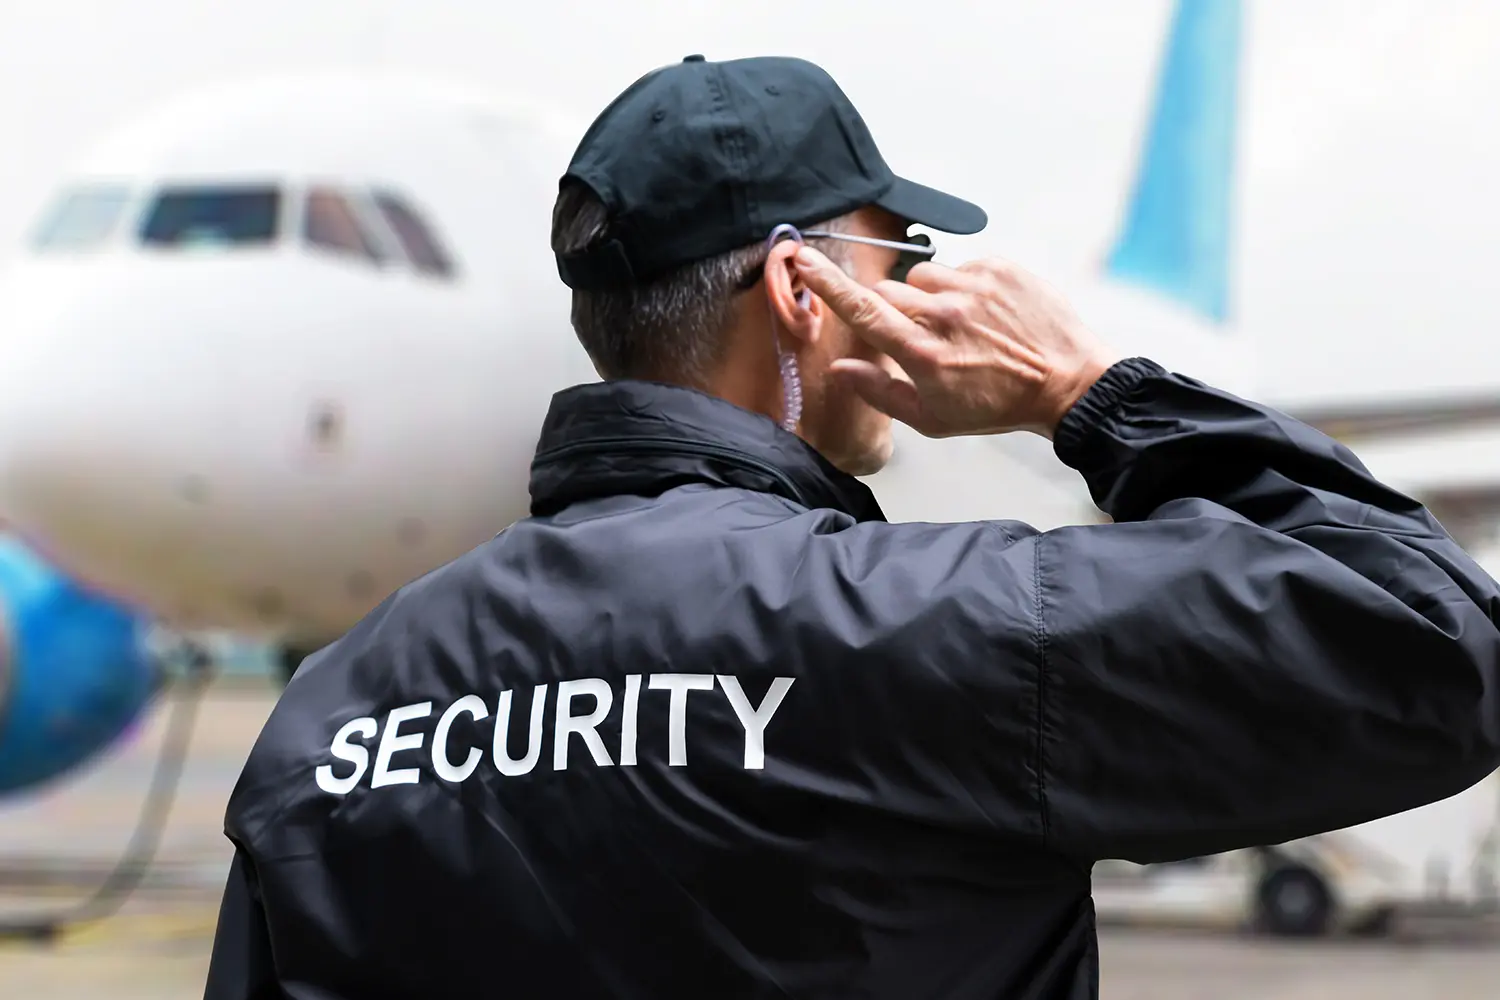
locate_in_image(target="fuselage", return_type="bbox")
[0,74,598,642]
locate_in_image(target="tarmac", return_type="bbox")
[2,679,1498,998]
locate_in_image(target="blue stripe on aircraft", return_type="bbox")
[0,535,159,795]
[1104,0,1242,324]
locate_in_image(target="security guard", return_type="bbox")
[205,56,1500,999]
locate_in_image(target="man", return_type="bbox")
[205,55,1500,1000]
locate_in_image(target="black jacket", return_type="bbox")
[205,358,1500,1000]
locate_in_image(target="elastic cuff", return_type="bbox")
[1052,357,1166,469]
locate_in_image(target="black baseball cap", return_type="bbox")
[556,54,988,290]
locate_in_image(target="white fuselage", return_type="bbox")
[0,75,598,641]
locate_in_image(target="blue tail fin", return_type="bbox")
[1103,0,1242,324]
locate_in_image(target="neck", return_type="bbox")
[702,318,788,428]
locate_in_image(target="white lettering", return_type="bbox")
[494,685,548,777]
[554,678,614,770]
[433,695,488,783]
[716,676,795,769]
[334,673,791,788]
[620,674,642,766]
[371,702,433,788]
[649,673,714,766]
[315,717,378,794]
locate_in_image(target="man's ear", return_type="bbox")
[763,238,821,347]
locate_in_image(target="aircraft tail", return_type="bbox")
[1103,0,1243,325]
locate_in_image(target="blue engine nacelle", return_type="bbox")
[0,534,159,795]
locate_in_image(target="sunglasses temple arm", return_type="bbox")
[799,231,936,256]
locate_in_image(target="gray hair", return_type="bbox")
[551,180,855,384]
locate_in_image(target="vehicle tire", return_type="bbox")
[1256,866,1334,937]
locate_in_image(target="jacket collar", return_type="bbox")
[529,380,886,523]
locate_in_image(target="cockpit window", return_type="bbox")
[371,191,455,279]
[303,187,385,263]
[31,185,132,251]
[140,186,280,248]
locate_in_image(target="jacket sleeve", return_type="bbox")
[1031,357,1500,863]
[203,845,283,1000]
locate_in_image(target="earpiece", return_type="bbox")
[766,224,806,433]
[767,223,803,247]
[767,225,812,312]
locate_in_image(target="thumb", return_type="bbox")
[828,359,924,428]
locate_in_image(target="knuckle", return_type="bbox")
[975,257,1014,281]
[906,261,946,287]
[848,296,883,329]
[958,259,1005,291]
[927,294,966,327]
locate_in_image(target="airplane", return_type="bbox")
[0,73,597,688]
[0,0,1492,860]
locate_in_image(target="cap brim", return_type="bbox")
[876,176,988,235]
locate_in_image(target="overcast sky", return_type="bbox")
[1,0,1496,406]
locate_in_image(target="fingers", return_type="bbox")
[870,279,939,318]
[873,280,968,339]
[958,256,1029,289]
[794,247,923,361]
[827,358,924,428]
[876,262,987,332]
[904,260,986,294]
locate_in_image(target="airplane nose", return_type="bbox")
[0,252,447,631]
[0,259,237,591]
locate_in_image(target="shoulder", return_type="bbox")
[225,544,495,835]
